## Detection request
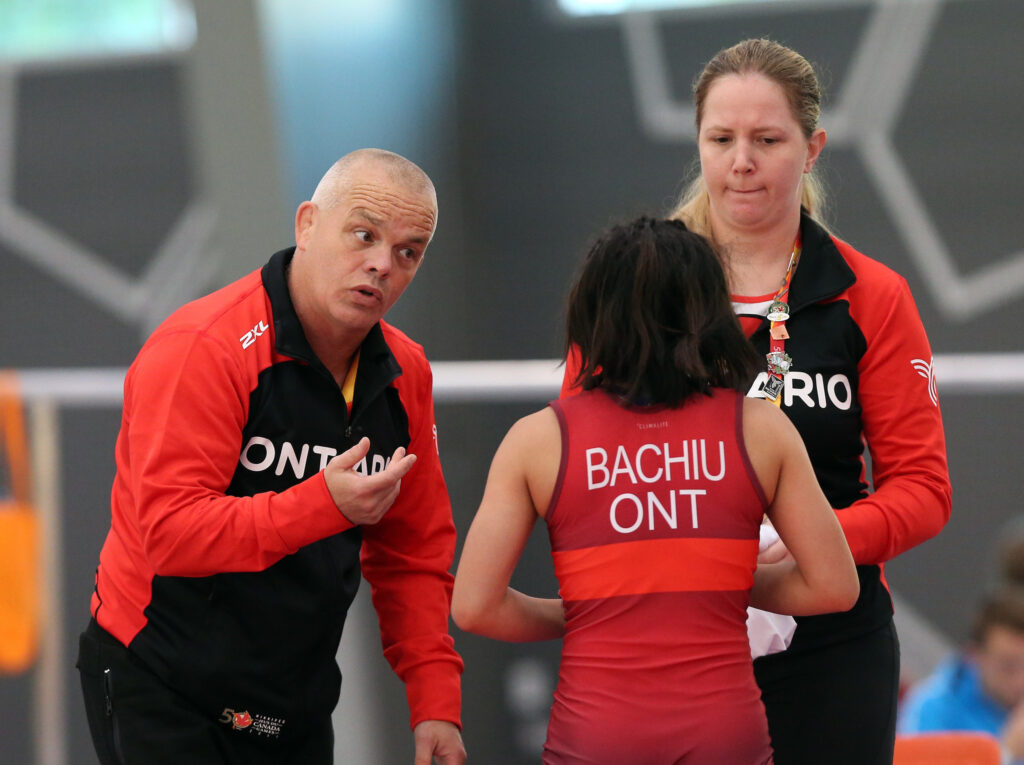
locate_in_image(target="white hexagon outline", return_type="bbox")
[614,0,1024,321]
[0,56,218,337]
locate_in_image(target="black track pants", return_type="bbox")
[754,620,900,765]
[76,619,333,765]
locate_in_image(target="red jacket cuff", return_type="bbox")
[264,473,355,552]
[405,660,463,731]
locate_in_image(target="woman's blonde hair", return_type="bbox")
[670,38,828,238]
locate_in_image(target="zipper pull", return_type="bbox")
[103,668,113,717]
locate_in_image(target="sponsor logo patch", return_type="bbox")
[219,707,285,739]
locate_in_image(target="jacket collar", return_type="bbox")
[788,211,857,313]
[260,248,402,391]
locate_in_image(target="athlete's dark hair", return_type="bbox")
[565,216,760,406]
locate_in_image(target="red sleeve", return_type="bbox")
[837,268,952,564]
[561,344,582,397]
[359,356,463,730]
[121,330,354,577]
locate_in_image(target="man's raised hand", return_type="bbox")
[324,437,417,525]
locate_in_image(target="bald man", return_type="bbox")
[77,150,466,764]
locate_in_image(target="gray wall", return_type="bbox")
[1,0,1021,763]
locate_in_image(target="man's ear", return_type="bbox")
[295,201,317,248]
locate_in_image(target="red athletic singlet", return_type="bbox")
[543,388,773,765]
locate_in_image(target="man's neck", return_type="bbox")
[286,261,364,388]
[308,330,361,389]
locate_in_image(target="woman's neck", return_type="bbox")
[712,212,802,297]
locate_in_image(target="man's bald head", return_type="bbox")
[288,149,438,359]
[310,149,436,215]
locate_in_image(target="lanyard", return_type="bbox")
[341,349,360,415]
[763,236,801,407]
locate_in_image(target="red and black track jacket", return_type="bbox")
[90,248,462,736]
[563,214,952,651]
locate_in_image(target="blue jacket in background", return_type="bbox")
[898,654,1017,764]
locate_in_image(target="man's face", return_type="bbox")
[976,625,1024,709]
[293,162,436,336]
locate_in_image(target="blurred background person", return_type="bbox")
[898,586,1024,765]
[456,216,858,764]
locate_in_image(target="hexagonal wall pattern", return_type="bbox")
[0,55,216,342]
[616,0,1024,321]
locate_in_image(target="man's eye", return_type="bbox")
[355,230,372,242]
[398,248,419,261]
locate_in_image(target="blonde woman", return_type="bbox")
[563,39,951,764]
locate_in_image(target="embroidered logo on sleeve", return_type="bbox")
[911,357,939,406]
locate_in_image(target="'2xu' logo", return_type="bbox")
[240,320,269,349]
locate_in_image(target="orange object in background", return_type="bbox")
[0,373,40,674]
[893,732,1002,765]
